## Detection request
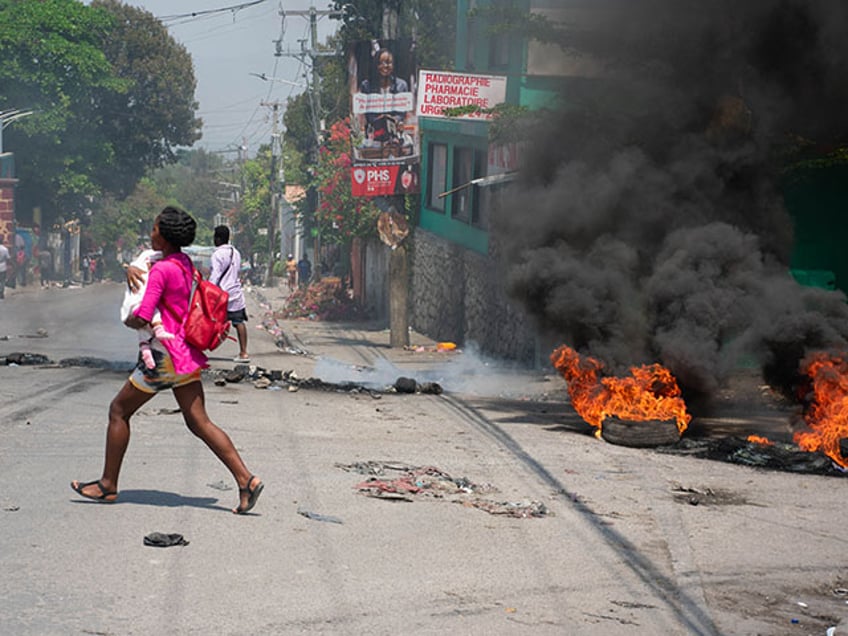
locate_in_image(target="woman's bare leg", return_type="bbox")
[172,380,260,512]
[72,380,153,499]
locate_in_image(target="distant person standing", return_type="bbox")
[0,235,10,299]
[210,225,250,363]
[38,248,52,288]
[297,254,312,287]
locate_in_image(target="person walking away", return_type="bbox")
[285,253,297,291]
[297,254,312,288]
[210,225,250,363]
[0,235,10,299]
[70,206,263,514]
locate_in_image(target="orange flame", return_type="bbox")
[551,345,691,434]
[793,351,848,469]
[747,435,774,446]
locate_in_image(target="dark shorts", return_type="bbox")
[228,308,248,325]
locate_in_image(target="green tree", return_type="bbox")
[233,145,274,266]
[0,0,201,227]
[0,0,127,221]
[92,0,201,195]
[86,178,168,272]
[148,148,229,244]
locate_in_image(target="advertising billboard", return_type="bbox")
[416,70,508,120]
[348,39,420,197]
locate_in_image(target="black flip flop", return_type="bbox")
[234,475,264,514]
[70,479,117,503]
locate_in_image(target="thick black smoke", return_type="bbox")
[494,0,848,396]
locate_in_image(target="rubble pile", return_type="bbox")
[277,281,370,321]
[336,460,549,518]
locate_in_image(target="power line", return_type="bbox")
[156,0,268,24]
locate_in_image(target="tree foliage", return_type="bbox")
[92,0,202,194]
[0,0,201,226]
[233,145,274,264]
[0,0,125,219]
[314,119,380,245]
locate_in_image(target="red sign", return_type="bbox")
[350,165,419,197]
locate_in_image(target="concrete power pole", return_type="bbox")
[262,100,284,287]
[283,7,337,285]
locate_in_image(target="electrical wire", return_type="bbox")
[156,0,268,24]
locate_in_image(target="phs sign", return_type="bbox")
[416,70,507,120]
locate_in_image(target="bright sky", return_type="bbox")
[117,0,338,156]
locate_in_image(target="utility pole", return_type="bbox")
[261,100,284,287]
[279,6,339,283]
[382,2,410,348]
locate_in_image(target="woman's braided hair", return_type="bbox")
[156,206,196,248]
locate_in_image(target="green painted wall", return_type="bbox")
[419,118,490,254]
[785,165,848,293]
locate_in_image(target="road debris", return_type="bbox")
[143,532,189,547]
[336,461,548,518]
[297,508,343,524]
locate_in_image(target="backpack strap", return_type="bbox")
[211,246,234,287]
[160,256,199,326]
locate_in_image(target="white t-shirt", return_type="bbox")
[0,244,10,273]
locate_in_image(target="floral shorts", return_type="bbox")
[129,344,201,394]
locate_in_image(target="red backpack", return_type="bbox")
[164,259,232,351]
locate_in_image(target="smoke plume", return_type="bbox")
[494,0,848,396]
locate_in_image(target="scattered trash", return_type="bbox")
[461,499,549,518]
[2,352,52,366]
[225,369,246,383]
[418,382,443,395]
[278,280,370,321]
[4,505,20,512]
[206,480,233,491]
[18,328,49,338]
[143,532,189,547]
[404,342,461,354]
[297,508,343,524]
[336,461,547,519]
[658,437,846,477]
[253,377,272,389]
[796,601,808,608]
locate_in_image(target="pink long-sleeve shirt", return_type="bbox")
[134,252,208,374]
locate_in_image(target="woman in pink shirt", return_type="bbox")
[71,206,263,514]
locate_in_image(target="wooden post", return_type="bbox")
[389,243,409,347]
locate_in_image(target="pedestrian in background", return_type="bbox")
[38,248,52,288]
[0,235,10,299]
[210,225,250,363]
[297,253,312,288]
[71,206,263,514]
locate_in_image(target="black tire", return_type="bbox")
[601,418,681,447]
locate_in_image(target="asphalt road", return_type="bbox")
[1,282,846,635]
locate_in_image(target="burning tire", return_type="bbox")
[600,417,681,447]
